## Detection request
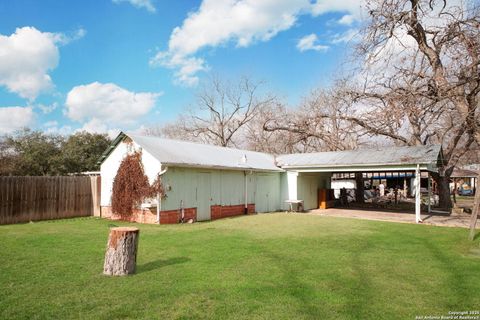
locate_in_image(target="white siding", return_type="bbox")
[100,141,161,207]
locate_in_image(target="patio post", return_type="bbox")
[415,164,422,223]
[427,172,431,213]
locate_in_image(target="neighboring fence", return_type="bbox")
[0,176,101,225]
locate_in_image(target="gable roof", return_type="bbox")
[276,145,443,169]
[99,132,283,172]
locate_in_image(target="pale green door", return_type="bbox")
[196,172,212,221]
[255,174,274,212]
[298,175,317,210]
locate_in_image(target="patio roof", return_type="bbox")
[276,145,443,172]
[451,168,479,178]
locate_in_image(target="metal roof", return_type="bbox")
[99,132,443,172]
[451,168,479,178]
[103,132,283,172]
[276,145,442,169]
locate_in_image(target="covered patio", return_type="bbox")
[277,145,445,224]
[307,207,476,228]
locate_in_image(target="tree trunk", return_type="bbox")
[103,227,140,276]
[469,183,480,241]
[355,172,365,204]
[431,173,452,209]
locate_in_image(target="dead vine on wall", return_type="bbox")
[111,151,154,219]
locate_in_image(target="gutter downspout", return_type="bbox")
[156,166,168,224]
[241,154,249,215]
[180,200,185,222]
[244,170,248,215]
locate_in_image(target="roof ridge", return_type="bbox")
[126,132,276,157]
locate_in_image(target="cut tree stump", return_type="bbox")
[103,227,139,276]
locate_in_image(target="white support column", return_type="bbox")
[287,171,298,200]
[427,172,431,214]
[415,164,422,223]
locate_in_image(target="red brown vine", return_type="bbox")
[111,150,163,219]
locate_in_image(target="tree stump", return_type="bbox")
[103,227,140,276]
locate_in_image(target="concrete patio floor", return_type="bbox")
[307,208,477,229]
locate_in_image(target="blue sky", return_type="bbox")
[0,0,362,137]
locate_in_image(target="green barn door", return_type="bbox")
[196,172,212,221]
[255,174,273,212]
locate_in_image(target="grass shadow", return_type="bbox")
[473,232,480,241]
[260,249,325,317]
[137,257,190,273]
[345,239,374,318]
[422,238,474,308]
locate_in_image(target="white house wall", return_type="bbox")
[100,140,161,207]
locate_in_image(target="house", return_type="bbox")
[99,132,443,224]
[99,133,286,223]
[450,168,478,195]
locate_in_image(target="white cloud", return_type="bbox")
[52,28,87,45]
[113,0,156,13]
[311,1,363,19]
[77,118,120,138]
[36,102,58,114]
[65,82,161,127]
[296,33,329,52]
[44,124,73,136]
[42,120,73,136]
[151,52,207,86]
[0,106,34,134]
[331,28,359,44]
[151,0,312,86]
[0,27,85,101]
[152,0,363,85]
[0,27,59,101]
[338,14,355,25]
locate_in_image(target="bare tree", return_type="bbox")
[333,0,480,210]
[146,76,275,148]
[263,87,363,153]
[243,102,301,154]
[331,80,473,208]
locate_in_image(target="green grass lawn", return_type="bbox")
[1,214,479,320]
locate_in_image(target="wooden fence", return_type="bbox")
[0,176,101,225]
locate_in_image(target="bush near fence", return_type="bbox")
[0,176,100,225]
